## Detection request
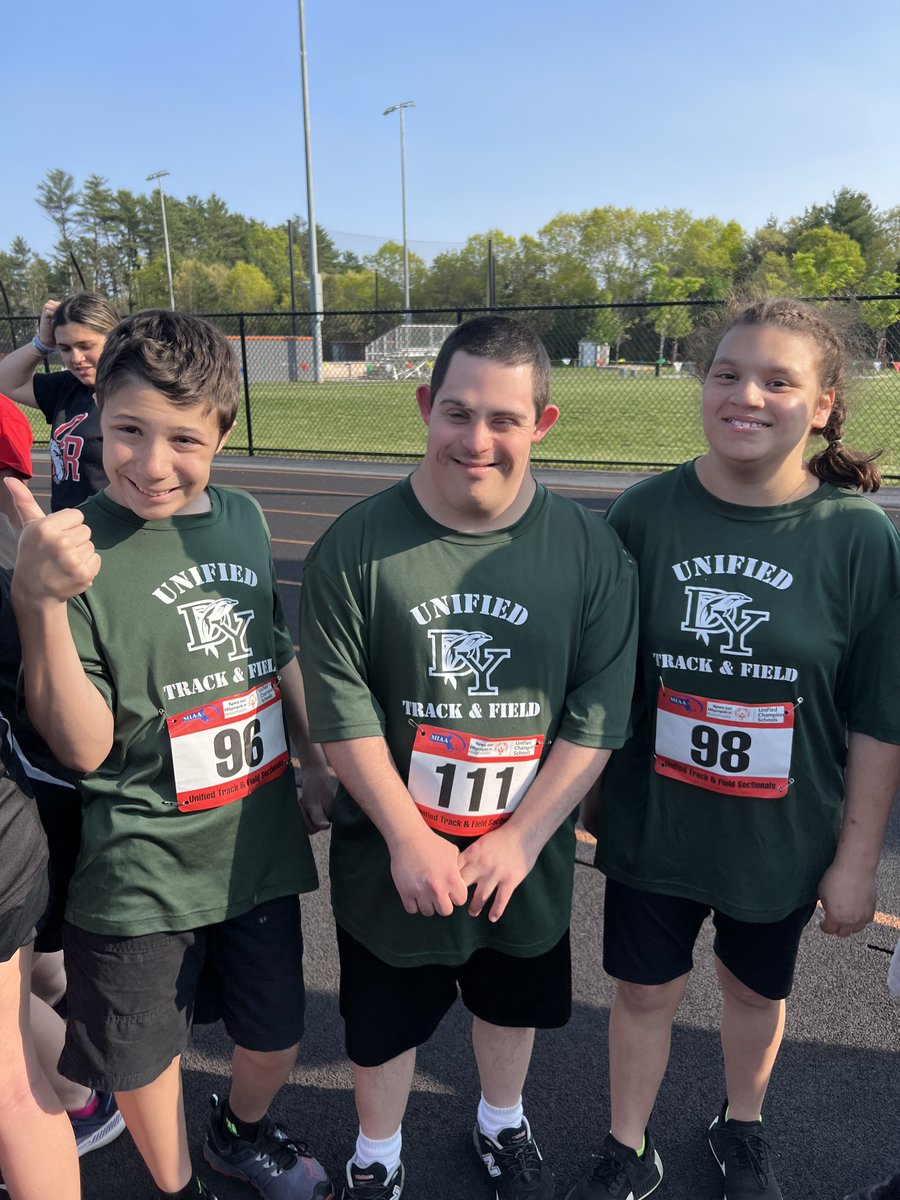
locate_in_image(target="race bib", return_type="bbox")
[407,723,544,836]
[654,686,793,798]
[167,680,290,812]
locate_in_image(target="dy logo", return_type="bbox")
[427,629,511,697]
[177,598,254,661]
[680,586,769,657]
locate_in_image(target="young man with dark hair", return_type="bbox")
[10,310,333,1200]
[300,315,639,1199]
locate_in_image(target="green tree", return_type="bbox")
[858,271,900,359]
[364,241,428,309]
[173,259,227,312]
[220,261,275,312]
[790,227,866,295]
[648,265,703,360]
[0,238,52,314]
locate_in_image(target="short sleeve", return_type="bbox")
[299,552,387,744]
[555,528,639,749]
[844,595,900,744]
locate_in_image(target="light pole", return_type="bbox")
[146,170,175,310]
[383,101,415,322]
[297,0,323,382]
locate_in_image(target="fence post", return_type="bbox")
[238,315,254,456]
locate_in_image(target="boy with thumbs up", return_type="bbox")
[10,311,334,1200]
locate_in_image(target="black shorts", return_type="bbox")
[60,894,306,1091]
[337,924,571,1068]
[602,878,816,1001]
[0,870,50,964]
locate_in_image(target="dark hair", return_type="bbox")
[699,297,880,493]
[51,292,119,337]
[94,310,239,435]
[429,315,551,417]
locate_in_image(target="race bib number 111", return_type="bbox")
[408,724,544,837]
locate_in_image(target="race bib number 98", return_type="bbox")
[407,724,544,836]
[167,680,290,812]
[654,686,793,798]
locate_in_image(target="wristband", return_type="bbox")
[32,334,55,355]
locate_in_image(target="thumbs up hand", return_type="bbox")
[7,478,102,603]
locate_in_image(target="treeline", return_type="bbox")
[2,170,899,356]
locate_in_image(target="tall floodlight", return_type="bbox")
[298,0,323,382]
[146,171,175,310]
[383,101,415,322]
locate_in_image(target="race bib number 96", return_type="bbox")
[407,724,544,836]
[167,680,290,812]
[654,686,793,798]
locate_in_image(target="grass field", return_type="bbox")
[24,367,900,477]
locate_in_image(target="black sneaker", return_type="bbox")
[563,1130,662,1200]
[202,1094,333,1200]
[341,1160,405,1199]
[845,1173,900,1200]
[708,1102,782,1199]
[474,1119,553,1199]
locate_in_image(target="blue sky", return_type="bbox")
[5,0,899,261]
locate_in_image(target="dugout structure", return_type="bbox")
[365,323,456,379]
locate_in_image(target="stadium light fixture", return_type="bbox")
[383,101,415,322]
[146,170,175,310]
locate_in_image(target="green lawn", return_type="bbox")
[24,367,900,477]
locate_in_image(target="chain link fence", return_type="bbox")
[4,298,899,477]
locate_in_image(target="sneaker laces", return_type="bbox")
[254,1118,310,1173]
[727,1128,777,1188]
[492,1134,544,1186]
[590,1150,629,1190]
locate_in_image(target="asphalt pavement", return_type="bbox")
[27,455,900,1200]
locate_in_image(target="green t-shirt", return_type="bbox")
[300,476,638,966]
[597,462,900,921]
[65,486,318,936]
[846,593,900,745]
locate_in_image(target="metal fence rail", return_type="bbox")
[5,297,899,477]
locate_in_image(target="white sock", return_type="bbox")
[352,1126,402,1176]
[477,1094,525,1141]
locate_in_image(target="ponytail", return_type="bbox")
[808,401,881,493]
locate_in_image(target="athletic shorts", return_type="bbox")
[337,924,571,1067]
[60,894,306,1091]
[602,878,816,1001]
[0,870,49,964]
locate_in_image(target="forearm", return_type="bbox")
[325,735,468,916]
[323,735,425,849]
[279,655,328,768]
[14,601,113,771]
[833,731,900,871]
[505,738,612,858]
[0,341,44,409]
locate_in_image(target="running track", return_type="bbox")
[27,455,900,1200]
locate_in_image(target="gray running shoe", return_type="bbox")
[203,1094,333,1200]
